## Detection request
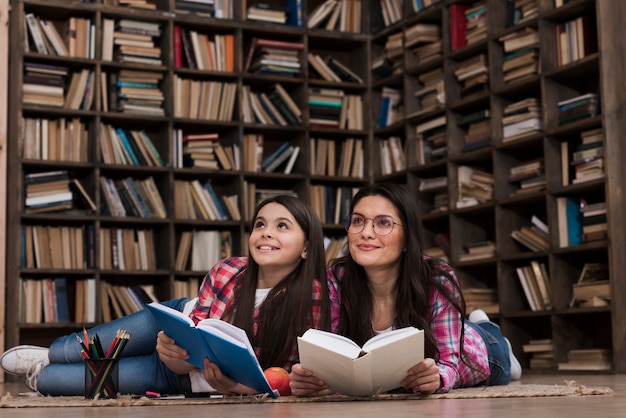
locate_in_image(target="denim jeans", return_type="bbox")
[37,298,193,396]
[465,320,511,386]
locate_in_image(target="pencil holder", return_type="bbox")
[84,358,119,399]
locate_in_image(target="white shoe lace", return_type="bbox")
[25,359,47,392]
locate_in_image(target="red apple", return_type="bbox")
[263,367,291,396]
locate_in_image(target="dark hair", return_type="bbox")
[332,183,466,360]
[232,195,331,369]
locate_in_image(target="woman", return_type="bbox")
[1,195,339,396]
[289,183,521,396]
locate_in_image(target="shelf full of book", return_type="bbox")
[4,0,372,349]
[370,0,626,373]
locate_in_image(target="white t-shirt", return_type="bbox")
[188,288,271,392]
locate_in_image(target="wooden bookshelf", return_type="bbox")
[5,0,626,376]
[4,0,370,348]
[371,0,626,373]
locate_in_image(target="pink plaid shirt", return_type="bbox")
[189,257,340,369]
[430,262,490,392]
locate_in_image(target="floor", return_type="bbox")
[0,373,624,417]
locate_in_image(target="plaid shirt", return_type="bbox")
[189,257,340,369]
[430,261,490,392]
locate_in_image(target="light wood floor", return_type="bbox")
[1,374,624,417]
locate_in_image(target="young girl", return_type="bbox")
[1,195,339,396]
[289,183,521,396]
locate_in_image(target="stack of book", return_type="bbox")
[246,3,288,24]
[457,165,494,207]
[384,31,404,71]
[307,53,364,84]
[516,260,552,311]
[558,93,599,125]
[404,23,441,50]
[499,27,539,83]
[523,339,555,370]
[558,349,612,371]
[412,67,445,116]
[423,246,449,263]
[175,0,216,16]
[308,88,344,128]
[464,1,488,45]
[459,240,496,262]
[580,199,607,242]
[113,19,162,66]
[502,97,542,143]
[23,62,69,108]
[505,0,539,27]
[24,170,72,214]
[415,115,447,164]
[410,38,443,65]
[112,70,164,116]
[463,288,499,315]
[453,53,489,99]
[508,158,545,195]
[180,132,233,170]
[510,215,550,253]
[571,127,604,184]
[456,108,491,152]
[113,0,157,9]
[571,262,609,308]
[244,38,304,75]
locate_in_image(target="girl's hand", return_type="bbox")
[156,331,194,374]
[289,363,334,397]
[401,357,441,394]
[203,358,257,396]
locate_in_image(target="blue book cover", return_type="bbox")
[54,278,71,322]
[115,128,140,165]
[286,0,303,26]
[201,182,229,220]
[566,197,583,246]
[146,302,277,398]
[261,141,290,170]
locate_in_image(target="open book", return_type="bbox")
[297,327,424,397]
[146,302,277,398]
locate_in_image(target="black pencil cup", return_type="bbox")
[84,358,119,399]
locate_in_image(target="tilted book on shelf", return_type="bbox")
[297,327,424,397]
[146,302,277,398]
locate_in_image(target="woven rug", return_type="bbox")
[0,381,613,408]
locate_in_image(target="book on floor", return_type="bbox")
[297,326,424,397]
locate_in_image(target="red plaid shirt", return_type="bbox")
[189,257,340,369]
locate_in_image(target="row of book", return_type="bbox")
[173,77,236,121]
[21,224,94,270]
[558,93,600,126]
[24,170,96,215]
[556,196,607,248]
[23,63,93,110]
[102,18,163,65]
[99,176,167,219]
[99,228,158,271]
[21,118,89,162]
[310,185,358,225]
[379,137,406,176]
[411,66,445,119]
[174,0,233,19]
[25,12,95,58]
[101,282,160,321]
[100,124,164,167]
[241,84,302,126]
[172,180,241,222]
[307,53,363,84]
[307,0,362,32]
[569,262,610,308]
[499,27,539,84]
[174,230,232,272]
[555,15,597,67]
[312,137,364,178]
[173,26,234,71]
[241,181,299,222]
[19,277,94,324]
[516,260,552,311]
[456,108,490,152]
[377,86,403,128]
[242,134,299,174]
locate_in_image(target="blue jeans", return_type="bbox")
[466,320,511,386]
[37,298,194,396]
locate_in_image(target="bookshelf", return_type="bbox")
[4,0,626,376]
[4,0,370,348]
[371,0,626,373]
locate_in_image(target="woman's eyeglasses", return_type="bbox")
[345,214,402,236]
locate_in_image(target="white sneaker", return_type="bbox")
[468,309,490,324]
[0,345,49,391]
[505,338,523,380]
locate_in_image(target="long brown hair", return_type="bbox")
[332,183,466,361]
[232,195,331,369]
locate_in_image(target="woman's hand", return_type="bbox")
[203,358,257,396]
[156,331,194,374]
[289,363,334,397]
[401,358,441,395]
